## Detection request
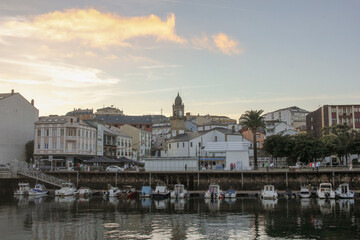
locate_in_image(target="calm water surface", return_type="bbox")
[0,195,359,239]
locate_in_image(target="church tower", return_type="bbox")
[170,93,186,136]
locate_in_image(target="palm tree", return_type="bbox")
[240,110,266,169]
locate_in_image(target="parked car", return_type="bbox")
[0,164,10,171]
[106,165,124,172]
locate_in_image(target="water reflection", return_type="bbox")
[2,196,360,240]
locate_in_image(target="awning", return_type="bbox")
[83,156,120,164]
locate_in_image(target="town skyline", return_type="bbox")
[1,0,360,118]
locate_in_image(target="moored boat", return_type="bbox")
[170,184,188,198]
[224,189,236,198]
[335,183,354,199]
[152,186,170,199]
[55,182,77,196]
[298,186,311,198]
[260,185,278,199]
[75,187,92,198]
[28,184,48,196]
[120,185,138,198]
[104,186,121,198]
[204,184,222,199]
[316,183,335,199]
[14,183,30,195]
[139,186,152,198]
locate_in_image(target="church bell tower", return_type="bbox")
[170,93,186,136]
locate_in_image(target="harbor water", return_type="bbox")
[1,195,359,239]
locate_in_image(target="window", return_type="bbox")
[60,143,64,149]
[183,142,185,148]
[52,129,56,136]
[44,143,49,149]
[61,129,64,136]
[215,136,218,142]
[45,129,49,136]
[355,107,360,112]
[78,130,80,136]
[37,130,41,136]
[190,142,193,148]
[37,144,40,149]
[78,143,80,150]
[331,108,337,113]
[256,134,260,139]
[169,143,171,149]
[53,142,56,149]
[146,125,150,128]
[177,143,179,148]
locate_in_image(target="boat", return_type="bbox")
[104,186,121,198]
[75,187,92,198]
[204,184,222,199]
[152,186,170,199]
[298,186,311,198]
[55,182,77,196]
[120,185,138,198]
[224,189,236,198]
[14,183,30,195]
[260,185,278,199]
[139,186,152,198]
[261,198,278,210]
[170,184,188,198]
[335,183,355,199]
[317,183,335,199]
[28,184,48,196]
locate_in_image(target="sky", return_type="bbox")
[0,0,359,119]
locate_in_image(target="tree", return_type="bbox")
[25,140,34,164]
[292,134,323,164]
[321,124,355,165]
[240,110,266,169]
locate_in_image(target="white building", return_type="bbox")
[160,128,250,170]
[264,106,308,129]
[0,90,38,164]
[34,115,97,169]
[265,120,297,137]
[121,124,151,160]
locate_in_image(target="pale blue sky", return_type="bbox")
[0,0,359,119]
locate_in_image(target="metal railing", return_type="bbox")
[16,161,66,187]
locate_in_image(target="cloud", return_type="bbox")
[212,33,242,55]
[0,9,186,48]
[0,58,121,88]
[191,32,242,55]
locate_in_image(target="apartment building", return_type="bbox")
[306,104,360,138]
[34,115,97,168]
[0,90,38,164]
[264,106,309,129]
[121,124,151,160]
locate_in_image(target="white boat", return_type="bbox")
[204,184,222,199]
[335,183,355,199]
[316,183,335,199]
[14,183,30,195]
[105,186,121,197]
[75,187,92,197]
[298,186,311,198]
[170,184,188,198]
[55,182,77,196]
[260,185,278,199]
[224,189,236,198]
[152,186,170,199]
[28,184,48,196]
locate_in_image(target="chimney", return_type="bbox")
[31,99,34,106]
[11,89,14,95]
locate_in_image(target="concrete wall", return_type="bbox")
[145,158,198,171]
[0,93,38,164]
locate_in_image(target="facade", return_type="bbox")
[265,120,296,137]
[152,122,171,155]
[34,115,97,169]
[306,104,360,138]
[120,124,151,160]
[95,106,123,116]
[186,112,237,125]
[242,130,265,149]
[66,108,94,120]
[170,93,186,137]
[0,90,39,164]
[264,106,308,129]
[111,127,133,159]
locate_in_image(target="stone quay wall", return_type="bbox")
[2,170,360,194]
